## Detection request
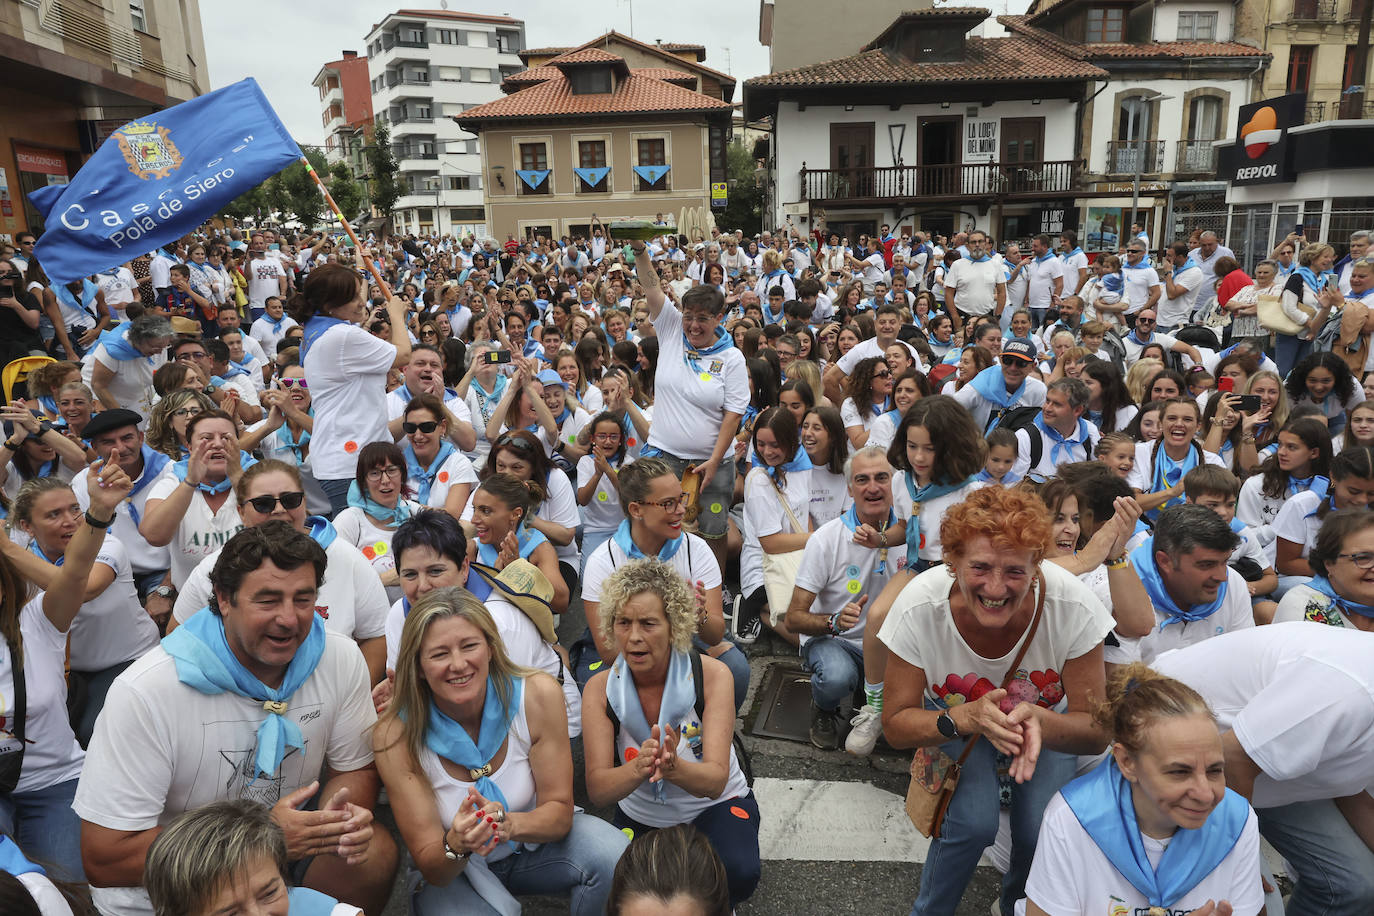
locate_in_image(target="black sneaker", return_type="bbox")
[809,703,839,750]
[734,614,761,645]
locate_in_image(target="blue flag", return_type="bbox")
[632,164,670,185]
[28,78,302,285]
[574,166,610,187]
[516,169,551,190]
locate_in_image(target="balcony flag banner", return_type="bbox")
[574,166,610,187]
[27,78,302,286]
[632,164,670,185]
[516,169,551,190]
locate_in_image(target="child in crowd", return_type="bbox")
[979,428,1019,485]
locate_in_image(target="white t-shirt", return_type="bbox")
[866,411,901,452]
[1274,582,1359,627]
[384,384,474,429]
[1159,264,1204,328]
[1120,567,1254,665]
[72,458,170,574]
[403,449,478,510]
[1060,249,1089,293]
[1120,330,1179,367]
[793,514,903,648]
[646,301,749,460]
[582,531,721,607]
[1012,419,1101,481]
[835,335,925,376]
[81,335,164,420]
[945,257,1004,317]
[1151,622,1374,808]
[1017,790,1263,916]
[1024,255,1065,310]
[808,465,852,527]
[1127,442,1226,498]
[246,255,285,309]
[333,503,423,588]
[879,560,1112,711]
[248,314,299,354]
[73,631,376,916]
[952,375,1048,434]
[68,535,160,672]
[145,475,244,589]
[741,466,811,596]
[1121,266,1161,316]
[1236,475,1284,563]
[840,397,886,434]
[172,535,389,642]
[303,323,397,481]
[891,473,984,563]
[576,454,625,531]
[1270,489,1324,558]
[96,267,137,318]
[460,473,582,567]
[1,596,85,793]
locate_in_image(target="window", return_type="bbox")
[437,29,458,44]
[415,104,432,120]
[569,67,614,94]
[1288,45,1315,92]
[130,0,147,31]
[636,138,667,191]
[519,142,550,195]
[578,140,608,193]
[466,30,489,48]
[1176,11,1218,39]
[1188,96,1222,140]
[470,68,493,83]
[1345,44,1368,90]
[1086,7,1125,42]
[402,28,425,43]
[446,176,476,191]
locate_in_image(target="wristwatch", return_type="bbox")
[152,585,176,601]
[936,711,960,739]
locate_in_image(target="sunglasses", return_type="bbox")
[279,378,308,389]
[245,491,306,514]
[1137,317,1156,325]
[403,420,440,434]
[1000,355,1029,367]
[494,434,537,453]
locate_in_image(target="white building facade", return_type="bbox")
[364,10,526,238]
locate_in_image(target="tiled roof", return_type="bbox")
[460,70,734,122]
[863,8,994,52]
[1023,0,1078,22]
[997,15,1267,60]
[501,66,558,88]
[550,47,624,65]
[746,36,1106,89]
[520,45,572,58]
[634,67,699,84]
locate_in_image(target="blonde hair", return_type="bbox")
[379,586,536,766]
[1093,662,1214,754]
[1125,358,1163,404]
[597,558,697,654]
[145,799,287,916]
[1244,370,1291,432]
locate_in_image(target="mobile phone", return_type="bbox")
[1217,376,1234,393]
[485,350,513,364]
[1295,223,1304,237]
[1235,394,1262,413]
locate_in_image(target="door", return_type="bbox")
[830,123,874,200]
[918,117,961,196]
[1115,97,1154,173]
[1001,117,1045,192]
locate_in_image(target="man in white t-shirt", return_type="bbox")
[1120,242,1161,319]
[823,304,925,402]
[847,246,887,294]
[1001,243,1029,334]
[1125,504,1251,665]
[785,447,900,756]
[1023,234,1065,327]
[1338,230,1370,294]
[246,241,287,317]
[383,345,476,451]
[1152,622,1374,916]
[952,339,1047,433]
[1157,242,1206,333]
[95,265,138,321]
[944,230,1006,329]
[1119,309,1203,368]
[1058,230,1089,296]
[1193,231,1236,314]
[1011,378,1100,481]
[73,523,397,916]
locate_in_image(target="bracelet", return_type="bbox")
[181,477,200,489]
[1,439,20,451]
[84,511,114,530]
[827,611,842,636]
[1106,554,1130,571]
[1241,434,1256,443]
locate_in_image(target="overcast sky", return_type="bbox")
[202,0,771,147]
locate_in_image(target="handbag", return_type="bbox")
[904,576,1045,838]
[1256,292,1309,336]
[760,470,808,626]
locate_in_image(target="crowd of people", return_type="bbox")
[0,213,1372,916]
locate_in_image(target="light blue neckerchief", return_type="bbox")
[471,375,510,426]
[346,480,412,527]
[1307,575,1374,619]
[27,538,64,566]
[300,314,348,362]
[55,278,99,320]
[606,649,697,802]
[95,324,150,363]
[273,413,312,464]
[1294,266,1335,294]
[1131,537,1229,627]
[475,522,546,566]
[172,451,257,495]
[1061,247,1084,262]
[968,365,1028,413]
[749,448,813,478]
[124,446,172,525]
[1172,258,1200,278]
[422,675,523,849]
[1060,756,1249,909]
[403,439,457,505]
[1146,442,1200,516]
[1288,474,1329,500]
[162,607,326,779]
[611,517,683,561]
[0,835,43,877]
[682,322,733,375]
[903,473,975,566]
[841,504,896,574]
[288,888,343,916]
[1033,414,1093,467]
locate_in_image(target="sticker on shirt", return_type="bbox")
[931,668,1063,710]
[1303,599,1345,627]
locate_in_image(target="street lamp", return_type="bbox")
[1129,91,1174,243]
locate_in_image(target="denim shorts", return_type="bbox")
[656,452,735,538]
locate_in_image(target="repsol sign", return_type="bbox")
[1234,163,1279,181]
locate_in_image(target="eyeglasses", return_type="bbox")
[245,491,306,514]
[365,466,404,482]
[494,434,537,454]
[1000,356,1029,367]
[172,406,203,419]
[403,420,440,434]
[1137,317,1157,325]
[1127,249,1145,257]
[176,351,207,361]
[593,432,621,442]
[1337,552,1374,570]
[637,493,688,512]
[278,377,308,389]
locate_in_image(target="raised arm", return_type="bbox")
[631,241,665,318]
[42,459,131,632]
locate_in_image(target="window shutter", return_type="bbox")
[457,30,468,45]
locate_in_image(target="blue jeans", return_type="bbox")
[801,636,863,711]
[910,702,1077,916]
[1276,333,1311,379]
[0,778,84,882]
[71,659,135,747]
[1258,798,1374,916]
[318,477,352,518]
[412,812,628,916]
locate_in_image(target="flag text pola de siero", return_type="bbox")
[28,78,302,285]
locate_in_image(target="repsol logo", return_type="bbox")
[1235,164,1278,180]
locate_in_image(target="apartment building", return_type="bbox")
[1239,0,1372,123]
[312,50,375,180]
[364,8,525,238]
[0,0,207,237]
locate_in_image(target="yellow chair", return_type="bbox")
[2,355,55,404]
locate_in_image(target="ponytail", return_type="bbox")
[1093,662,1213,753]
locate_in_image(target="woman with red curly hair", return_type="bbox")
[877,485,1113,916]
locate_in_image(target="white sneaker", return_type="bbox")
[844,703,883,756]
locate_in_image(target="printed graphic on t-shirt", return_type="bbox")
[192,701,323,807]
[1302,599,1345,627]
[931,667,1063,709]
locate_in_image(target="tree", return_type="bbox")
[275,147,329,229]
[220,182,272,222]
[716,139,763,237]
[328,161,365,224]
[367,123,401,222]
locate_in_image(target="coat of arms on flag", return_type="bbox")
[114,120,182,180]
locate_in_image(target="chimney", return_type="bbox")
[342,50,358,58]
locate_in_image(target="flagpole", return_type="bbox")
[299,156,393,298]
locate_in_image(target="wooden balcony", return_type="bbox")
[799,161,1079,205]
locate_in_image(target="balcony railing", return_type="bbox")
[394,38,428,48]
[1105,140,1166,175]
[1305,101,1327,122]
[1306,98,1374,122]
[1290,0,1337,18]
[799,161,1078,202]
[1175,141,1218,174]
[393,147,438,160]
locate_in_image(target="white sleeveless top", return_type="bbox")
[420,682,536,863]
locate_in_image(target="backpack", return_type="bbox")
[603,649,755,787]
[992,405,1045,469]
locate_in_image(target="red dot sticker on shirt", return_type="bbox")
[627,438,636,447]
[344,440,359,453]
[624,747,639,762]
[362,546,376,560]
[730,806,750,820]
[437,471,449,483]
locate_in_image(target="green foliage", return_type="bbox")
[273,147,328,229]
[328,161,365,223]
[367,123,401,220]
[717,139,763,236]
